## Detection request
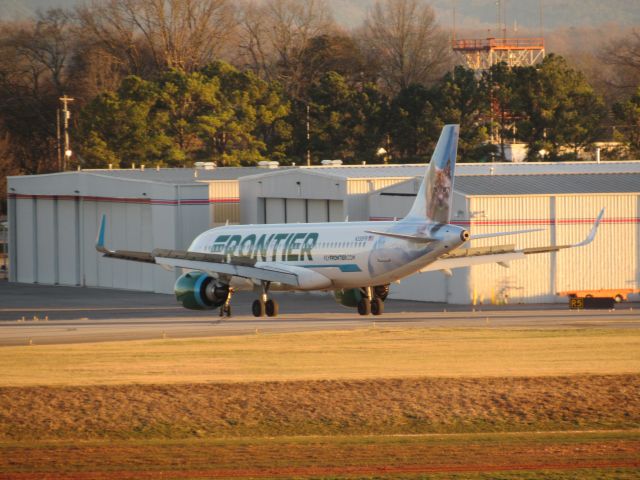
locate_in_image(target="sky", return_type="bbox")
[2,0,639,31]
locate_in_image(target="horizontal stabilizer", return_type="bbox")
[469,228,544,240]
[365,229,435,243]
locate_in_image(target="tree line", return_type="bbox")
[1,0,639,204]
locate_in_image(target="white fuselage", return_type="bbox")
[188,220,467,290]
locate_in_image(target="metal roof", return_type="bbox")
[301,164,425,178]
[247,160,640,181]
[455,173,640,195]
[83,166,294,184]
[15,160,640,185]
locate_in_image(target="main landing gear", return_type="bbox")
[252,281,279,317]
[357,286,384,316]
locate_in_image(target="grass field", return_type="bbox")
[1,431,639,479]
[0,327,639,385]
[1,327,639,479]
[1,375,639,440]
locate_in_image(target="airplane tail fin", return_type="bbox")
[404,124,459,224]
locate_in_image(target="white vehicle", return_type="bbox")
[96,125,603,317]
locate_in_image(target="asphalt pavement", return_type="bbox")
[1,281,639,345]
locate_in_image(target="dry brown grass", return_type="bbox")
[1,375,638,441]
[2,328,639,479]
[1,431,639,479]
[0,328,639,386]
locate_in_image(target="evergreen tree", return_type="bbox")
[613,87,640,158]
[512,55,606,160]
[432,67,494,162]
[387,83,439,161]
[77,62,291,167]
[303,72,386,163]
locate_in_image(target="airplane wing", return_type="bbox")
[95,215,300,286]
[421,208,604,273]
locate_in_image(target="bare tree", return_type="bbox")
[601,28,640,97]
[75,1,149,77]
[237,0,335,98]
[0,12,73,177]
[361,0,451,94]
[76,0,237,74]
[12,9,71,93]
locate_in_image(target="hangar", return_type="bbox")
[370,173,640,304]
[6,166,274,293]
[7,161,640,303]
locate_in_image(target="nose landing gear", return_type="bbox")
[218,287,233,317]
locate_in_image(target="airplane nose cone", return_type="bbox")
[460,230,470,242]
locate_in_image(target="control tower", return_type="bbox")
[452,37,545,71]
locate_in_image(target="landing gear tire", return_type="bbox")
[252,299,266,317]
[357,298,371,316]
[371,297,384,316]
[265,299,279,317]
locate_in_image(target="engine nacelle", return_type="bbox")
[174,272,229,310]
[334,284,390,308]
[334,288,363,308]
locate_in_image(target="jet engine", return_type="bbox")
[174,272,229,310]
[334,284,390,308]
[334,288,363,308]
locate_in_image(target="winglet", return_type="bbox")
[574,208,605,248]
[95,214,113,254]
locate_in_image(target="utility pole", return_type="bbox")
[59,95,74,171]
[306,104,311,166]
[56,108,62,171]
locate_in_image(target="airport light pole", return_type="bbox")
[306,103,311,166]
[59,95,74,171]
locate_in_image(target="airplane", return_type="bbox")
[96,125,604,317]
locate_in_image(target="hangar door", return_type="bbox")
[264,198,285,223]
[263,198,343,224]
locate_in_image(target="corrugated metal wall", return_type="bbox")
[347,178,409,221]
[468,194,638,304]
[8,174,211,294]
[10,168,638,302]
[555,195,638,294]
[15,197,36,283]
[239,171,348,224]
[469,196,553,303]
[209,180,239,226]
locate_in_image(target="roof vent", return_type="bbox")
[258,161,279,168]
[194,161,216,170]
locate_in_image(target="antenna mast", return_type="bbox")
[452,0,457,42]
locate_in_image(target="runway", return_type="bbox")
[1,282,639,346]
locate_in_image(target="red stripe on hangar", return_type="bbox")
[368,216,639,225]
[9,193,239,205]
